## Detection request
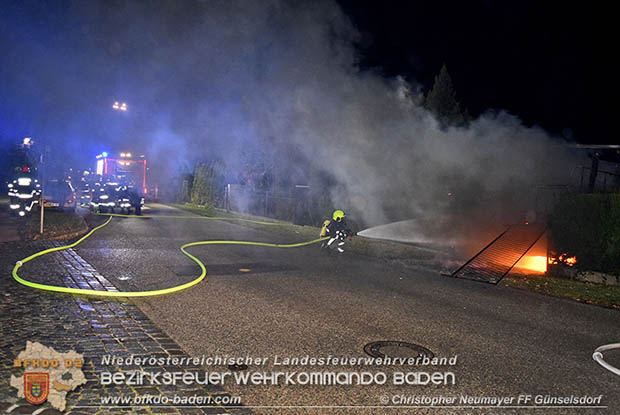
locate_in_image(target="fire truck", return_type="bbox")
[95,151,148,195]
[90,152,148,214]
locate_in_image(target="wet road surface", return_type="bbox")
[63,204,620,414]
[1,234,247,414]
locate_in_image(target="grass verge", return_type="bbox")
[174,203,620,309]
[169,202,218,218]
[170,203,448,266]
[503,273,620,310]
[20,209,88,240]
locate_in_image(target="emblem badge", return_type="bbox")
[24,372,49,405]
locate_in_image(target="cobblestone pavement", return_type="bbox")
[0,240,251,415]
[0,198,21,242]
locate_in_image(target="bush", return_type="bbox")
[549,193,620,275]
[190,161,226,207]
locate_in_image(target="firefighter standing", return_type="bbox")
[8,167,41,217]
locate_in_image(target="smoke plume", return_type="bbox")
[0,0,577,243]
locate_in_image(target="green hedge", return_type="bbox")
[549,193,620,275]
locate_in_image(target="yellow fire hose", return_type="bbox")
[12,212,328,297]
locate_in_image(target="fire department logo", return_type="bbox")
[24,372,49,405]
[10,342,86,411]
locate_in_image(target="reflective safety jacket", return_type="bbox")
[320,218,351,238]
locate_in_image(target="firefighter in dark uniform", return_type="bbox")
[8,167,40,217]
[320,209,353,253]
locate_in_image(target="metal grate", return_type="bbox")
[450,224,546,284]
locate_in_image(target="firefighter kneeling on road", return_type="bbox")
[320,210,353,253]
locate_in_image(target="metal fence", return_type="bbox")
[224,184,332,226]
[579,165,620,193]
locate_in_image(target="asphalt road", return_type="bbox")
[65,204,619,414]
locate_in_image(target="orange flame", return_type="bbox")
[514,256,547,273]
[548,253,578,267]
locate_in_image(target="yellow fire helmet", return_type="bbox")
[332,210,345,222]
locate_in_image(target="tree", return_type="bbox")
[424,63,466,127]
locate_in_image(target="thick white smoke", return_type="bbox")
[2,0,577,243]
[184,0,576,237]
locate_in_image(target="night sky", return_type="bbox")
[339,0,617,144]
[1,0,617,159]
[0,0,610,225]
